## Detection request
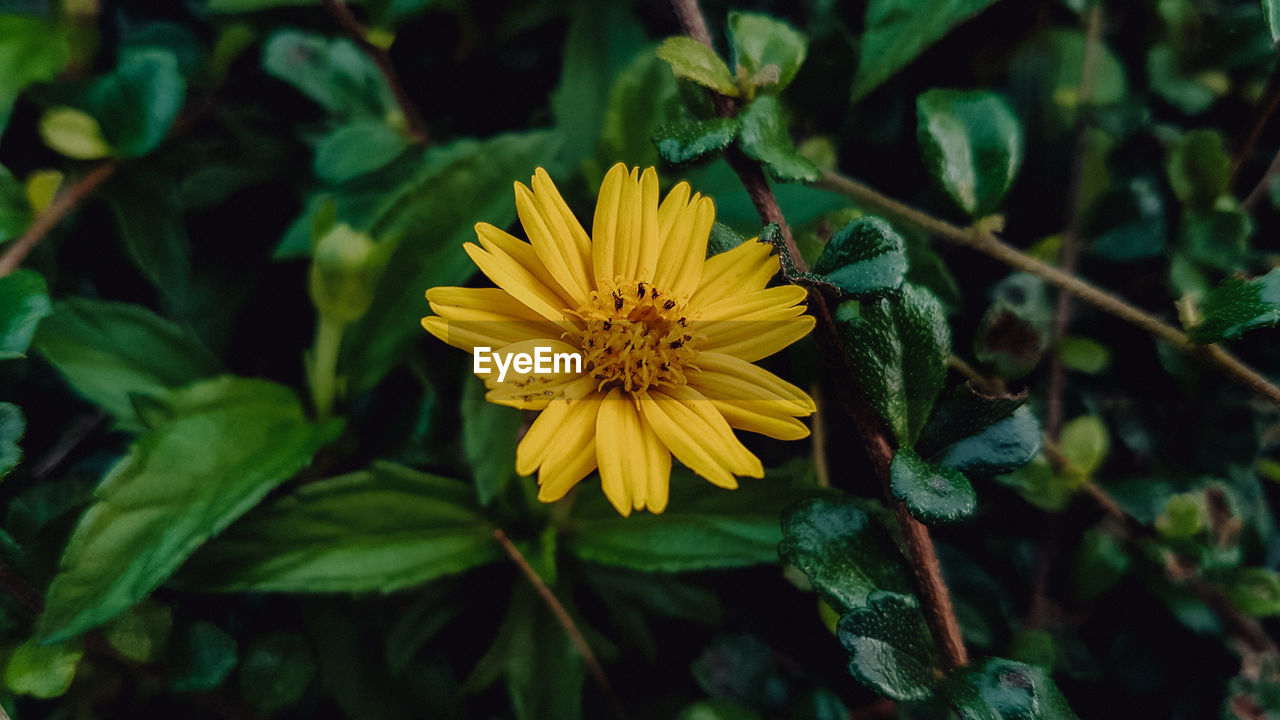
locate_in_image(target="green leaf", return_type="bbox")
[39,107,113,159]
[837,592,939,701]
[0,164,30,241]
[654,117,740,166]
[169,621,238,692]
[85,50,186,157]
[4,639,82,699]
[727,12,808,93]
[1055,336,1110,374]
[208,0,318,10]
[461,376,520,506]
[656,37,740,97]
[1267,0,1280,42]
[812,216,908,298]
[935,407,1041,477]
[1166,129,1230,210]
[39,377,342,642]
[1088,177,1168,262]
[596,47,680,171]
[103,600,173,663]
[0,402,22,479]
[106,169,192,294]
[1188,269,1280,343]
[916,89,1023,218]
[996,454,1077,512]
[0,15,70,137]
[567,470,812,572]
[1072,526,1130,602]
[778,496,914,615]
[837,283,950,447]
[342,130,562,392]
[737,96,821,183]
[239,633,316,715]
[1222,568,1280,617]
[1147,44,1219,116]
[1059,415,1109,476]
[0,269,51,359]
[851,0,1002,101]
[33,298,224,427]
[940,657,1080,720]
[973,273,1050,379]
[180,463,500,593]
[677,700,764,720]
[890,448,978,524]
[262,30,396,120]
[1155,492,1204,539]
[315,121,409,184]
[1179,207,1251,272]
[917,381,1027,458]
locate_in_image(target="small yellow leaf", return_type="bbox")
[25,169,62,214]
[39,107,113,160]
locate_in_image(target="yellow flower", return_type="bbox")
[422,163,816,516]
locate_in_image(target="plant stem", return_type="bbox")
[320,0,428,144]
[493,529,626,720]
[1243,146,1280,211]
[309,317,345,420]
[1230,57,1280,187]
[670,0,970,669]
[814,170,1280,407]
[0,163,117,278]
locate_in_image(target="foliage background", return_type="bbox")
[2,0,1280,718]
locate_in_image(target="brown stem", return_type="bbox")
[0,163,117,278]
[1243,147,1280,211]
[669,0,969,669]
[1231,57,1280,186]
[320,0,428,144]
[814,170,1280,407]
[493,529,626,720]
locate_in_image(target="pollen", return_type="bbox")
[572,277,698,393]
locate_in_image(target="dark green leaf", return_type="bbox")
[654,118,740,166]
[85,50,186,157]
[0,165,31,241]
[208,0,318,11]
[941,657,1080,719]
[0,269,51,359]
[1188,268,1280,343]
[935,407,1041,477]
[778,496,914,614]
[677,700,763,720]
[106,169,191,294]
[239,633,316,715]
[727,12,808,92]
[917,381,1027,458]
[656,37,740,97]
[1072,526,1129,602]
[1147,44,1219,116]
[837,283,950,446]
[3,639,82,699]
[568,469,813,572]
[262,30,396,120]
[169,621,239,692]
[0,15,70,137]
[890,448,978,524]
[1179,207,1251,272]
[837,592,939,701]
[461,376,520,506]
[0,402,22,479]
[973,273,1050,379]
[1266,0,1280,42]
[182,462,500,593]
[812,216,908,298]
[917,89,1023,218]
[737,96,821,183]
[103,600,172,663]
[1222,567,1280,617]
[1088,177,1168,262]
[315,121,409,184]
[598,48,679,170]
[33,298,224,426]
[1166,129,1230,210]
[39,377,342,641]
[850,0,1001,101]
[343,130,562,392]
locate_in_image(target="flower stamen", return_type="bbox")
[573,277,698,393]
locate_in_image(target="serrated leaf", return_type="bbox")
[33,298,224,427]
[837,592,939,701]
[84,50,186,157]
[917,381,1027,458]
[727,13,808,93]
[940,657,1080,719]
[39,378,342,642]
[917,89,1023,218]
[654,117,740,166]
[851,0,1002,101]
[935,407,1041,477]
[812,216,908,298]
[890,448,978,524]
[0,269,51,359]
[837,283,950,447]
[180,462,500,593]
[737,96,821,183]
[315,121,409,184]
[1166,129,1230,210]
[1188,268,1280,343]
[778,496,914,614]
[656,37,740,97]
[0,402,22,479]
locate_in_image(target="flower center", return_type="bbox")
[574,278,698,394]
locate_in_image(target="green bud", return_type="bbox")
[309,224,385,325]
[1156,492,1204,539]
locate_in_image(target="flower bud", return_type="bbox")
[309,224,385,325]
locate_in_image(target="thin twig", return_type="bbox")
[1243,148,1280,211]
[0,163,117,278]
[1230,57,1280,186]
[670,0,969,668]
[810,385,830,488]
[320,0,428,144]
[493,529,626,720]
[814,170,1280,408]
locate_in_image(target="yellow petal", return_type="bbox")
[656,181,691,243]
[701,316,816,362]
[687,351,816,415]
[638,391,737,489]
[519,391,603,500]
[596,388,672,515]
[515,179,591,304]
[517,397,571,476]
[654,194,713,298]
[487,375,595,411]
[634,167,661,282]
[696,285,808,321]
[689,239,778,308]
[480,338,591,411]
[420,316,553,354]
[696,304,809,352]
[659,385,763,477]
[592,163,628,284]
[423,286,566,352]
[710,398,811,440]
